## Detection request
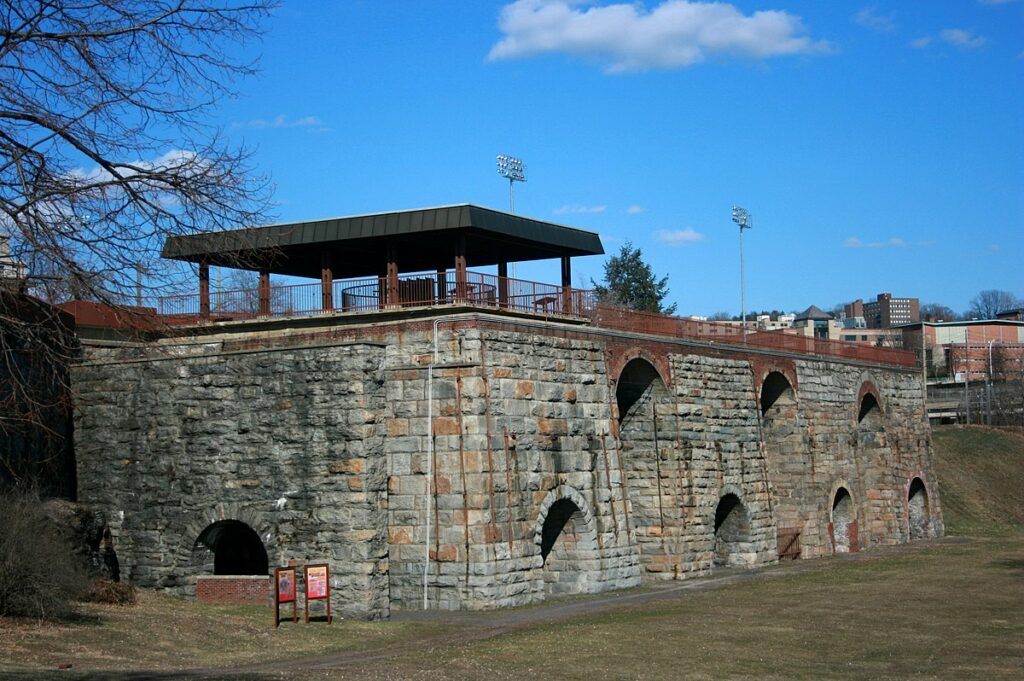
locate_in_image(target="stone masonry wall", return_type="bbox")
[73,313,941,617]
[386,324,640,611]
[73,340,390,619]
[760,360,942,558]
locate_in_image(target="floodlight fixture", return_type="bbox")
[496,155,526,182]
[496,154,527,213]
[731,205,753,340]
[732,206,751,230]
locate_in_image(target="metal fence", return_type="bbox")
[158,270,598,320]
[158,276,916,368]
[591,306,918,368]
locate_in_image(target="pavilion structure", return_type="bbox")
[160,204,604,320]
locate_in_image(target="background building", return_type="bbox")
[845,293,920,329]
[0,234,27,288]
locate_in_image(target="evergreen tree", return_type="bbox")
[593,242,676,314]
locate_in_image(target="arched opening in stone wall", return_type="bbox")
[858,393,880,424]
[758,369,805,559]
[760,371,795,416]
[856,390,885,454]
[538,497,599,596]
[908,478,930,540]
[714,493,753,567]
[615,357,681,576]
[831,487,854,553]
[193,520,269,575]
[616,358,663,424]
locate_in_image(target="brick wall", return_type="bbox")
[196,575,269,605]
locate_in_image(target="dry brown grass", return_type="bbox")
[4,536,1022,681]
[933,425,1024,534]
[0,590,432,677]
[2,426,1022,680]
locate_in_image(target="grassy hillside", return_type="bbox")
[932,425,1024,535]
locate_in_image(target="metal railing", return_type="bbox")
[158,270,598,320]
[592,306,918,368]
[157,276,915,367]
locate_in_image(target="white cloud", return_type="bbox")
[909,36,932,49]
[844,236,907,249]
[626,205,645,214]
[939,28,987,49]
[854,7,895,33]
[553,204,607,214]
[72,149,202,183]
[488,0,835,73]
[656,227,704,245]
[233,114,330,131]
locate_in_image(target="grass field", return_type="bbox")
[932,425,1024,535]
[1,425,1022,680]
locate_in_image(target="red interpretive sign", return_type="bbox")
[274,566,298,627]
[304,563,332,624]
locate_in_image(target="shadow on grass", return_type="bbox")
[987,557,1024,574]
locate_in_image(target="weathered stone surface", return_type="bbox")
[74,341,389,619]
[73,315,941,619]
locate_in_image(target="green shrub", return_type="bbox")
[0,488,88,618]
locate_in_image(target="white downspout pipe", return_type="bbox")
[423,314,478,609]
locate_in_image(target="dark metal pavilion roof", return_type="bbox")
[162,204,604,278]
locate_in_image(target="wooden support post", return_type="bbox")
[561,256,572,315]
[198,262,210,318]
[320,252,334,312]
[497,261,509,308]
[258,269,271,316]
[454,234,468,301]
[386,244,399,307]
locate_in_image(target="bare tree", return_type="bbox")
[966,290,1022,320]
[920,302,958,322]
[1,1,275,489]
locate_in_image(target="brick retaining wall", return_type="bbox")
[196,575,269,605]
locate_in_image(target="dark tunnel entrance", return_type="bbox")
[194,520,269,575]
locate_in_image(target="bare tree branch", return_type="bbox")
[0,0,276,486]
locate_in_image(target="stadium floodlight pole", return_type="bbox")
[497,154,527,279]
[731,206,752,341]
[496,154,526,213]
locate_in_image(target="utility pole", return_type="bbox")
[963,331,971,425]
[987,339,995,426]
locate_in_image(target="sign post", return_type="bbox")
[304,563,332,624]
[274,566,298,627]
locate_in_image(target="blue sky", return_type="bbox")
[212,1,1023,317]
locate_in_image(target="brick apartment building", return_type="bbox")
[845,293,919,329]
